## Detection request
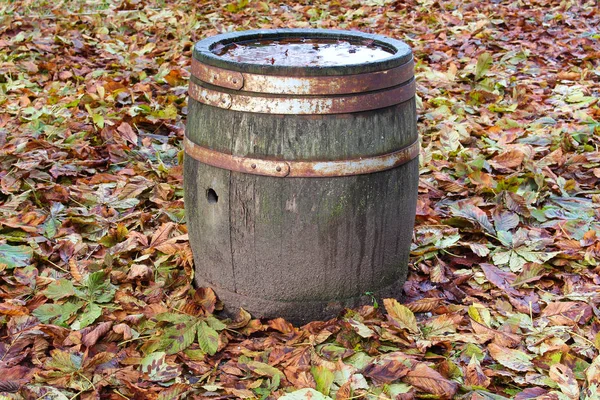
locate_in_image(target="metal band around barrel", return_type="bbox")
[184,136,419,178]
[191,58,414,95]
[189,79,415,115]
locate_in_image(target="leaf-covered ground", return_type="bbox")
[0,0,599,399]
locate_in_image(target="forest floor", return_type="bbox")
[0,0,599,399]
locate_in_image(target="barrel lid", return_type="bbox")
[193,29,412,76]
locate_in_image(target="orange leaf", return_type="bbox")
[489,149,525,170]
[0,302,29,316]
[465,355,491,388]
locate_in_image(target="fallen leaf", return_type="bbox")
[384,298,419,334]
[404,363,458,398]
[488,344,534,372]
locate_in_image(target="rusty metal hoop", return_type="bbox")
[191,58,414,95]
[184,136,419,178]
[189,79,415,115]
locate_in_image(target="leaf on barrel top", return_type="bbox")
[383,298,419,334]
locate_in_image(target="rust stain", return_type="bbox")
[191,61,244,90]
[191,58,414,95]
[185,136,419,178]
[188,79,415,115]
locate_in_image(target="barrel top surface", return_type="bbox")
[193,29,412,76]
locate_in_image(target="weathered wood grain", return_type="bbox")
[185,98,418,323]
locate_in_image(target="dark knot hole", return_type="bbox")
[206,188,218,204]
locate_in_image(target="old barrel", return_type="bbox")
[185,29,418,324]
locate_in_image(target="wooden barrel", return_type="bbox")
[185,29,418,324]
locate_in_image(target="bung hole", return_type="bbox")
[207,188,218,204]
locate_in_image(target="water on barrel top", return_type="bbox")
[212,38,394,66]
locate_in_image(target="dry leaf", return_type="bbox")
[384,298,420,334]
[404,363,458,398]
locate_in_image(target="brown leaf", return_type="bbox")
[0,366,34,391]
[153,235,189,254]
[195,287,217,314]
[541,301,593,326]
[489,149,525,170]
[127,264,154,282]
[464,355,490,388]
[82,351,116,371]
[404,363,458,398]
[81,321,112,348]
[68,259,84,283]
[149,222,176,248]
[405,298,443,313]
[0,302,29,316]
[113,323,133,340]
[384,298,419,334]
[117,122,138,145]
[228,307,252,329]
[470,320,521,347]
[557,71,580,81]
[586,355,600,387]
[336,381,352,400]
[480,263,520,297]
[268,317,295,334]
[363,353,411,384]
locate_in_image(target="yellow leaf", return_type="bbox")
[383,298,419,334]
